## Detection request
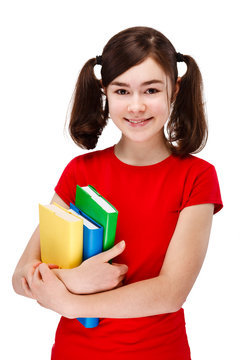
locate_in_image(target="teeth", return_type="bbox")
[128,119,146,124]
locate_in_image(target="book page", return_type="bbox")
[44,204,81,222]
[68,209,98,230]
[82,186,116,213]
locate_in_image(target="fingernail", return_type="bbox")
[119,240,125,248]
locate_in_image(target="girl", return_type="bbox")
[12,26,223,359]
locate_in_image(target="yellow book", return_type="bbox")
[39,203,83,269]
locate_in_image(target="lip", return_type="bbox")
[125,117,152,123]
[124,117,153,127]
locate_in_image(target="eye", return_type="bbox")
[145,88,159,94]
[116,89,128,95]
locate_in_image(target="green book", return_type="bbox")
[75,185,118,251]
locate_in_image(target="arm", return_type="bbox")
[12,193,68,297]
[12,193,127,298]
[71,203,214,318]
[53,242,128,294]
[27,203,214,318]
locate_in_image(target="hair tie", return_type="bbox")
[176,52,184,62]
[96,55,103,66]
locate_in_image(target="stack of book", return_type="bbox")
[39,185,118,328]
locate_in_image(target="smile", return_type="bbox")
[125,117,152,124]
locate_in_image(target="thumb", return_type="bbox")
[100,240,126,263]
[37,263,55,282]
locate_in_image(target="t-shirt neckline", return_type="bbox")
[110,145,174,169]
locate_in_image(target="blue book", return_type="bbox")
[69,203,103,328]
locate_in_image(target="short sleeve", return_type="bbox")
[54,157,81,206]
[180,164,223,214]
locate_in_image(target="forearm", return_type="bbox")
[13,194,69,298]
[52,241,128,295]
[68,275,181,319]
[12,226,41,297]
[12,271,27,296]
[53,268,86,294]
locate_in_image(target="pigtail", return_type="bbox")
[167,55,208,156]
[68,58,108,149]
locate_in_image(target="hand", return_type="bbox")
[23,263,73,318]
[54,240,128,294]
[20,260,42,299]
[21,261,59,299]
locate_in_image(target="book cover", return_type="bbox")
[39,203,83,269]
[75,185,118,251]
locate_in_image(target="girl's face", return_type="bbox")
[106,57,174,145]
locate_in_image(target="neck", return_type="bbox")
[114,135,171,166]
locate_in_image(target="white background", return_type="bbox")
[1,0,239,359]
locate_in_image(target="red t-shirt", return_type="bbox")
[52,145,223,360]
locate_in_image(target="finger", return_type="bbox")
[111,263,128,275]
[37,262,56,282]
[98,241,126,263]
[33,262,42,269]
[118,275,125,284]
[32,266,43,287]
[115,280,124,288]
[26,266,36,288]
[21,277,35,299]
[47,264,60,269]
[119,264,128,275]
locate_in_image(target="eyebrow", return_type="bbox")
[110,79,165,87]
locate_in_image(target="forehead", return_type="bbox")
[110,57,167,86]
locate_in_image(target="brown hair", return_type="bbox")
[68,26,207,156]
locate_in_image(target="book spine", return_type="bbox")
[77,226,103,328]
[103,212,118,251]
[77,317,99,328]
[70,203,103,328]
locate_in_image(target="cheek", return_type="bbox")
[151,99,170,117]
[108,99,124,118]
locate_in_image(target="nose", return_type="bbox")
[127,95,146,113]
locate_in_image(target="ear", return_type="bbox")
[172,77,181,102]
[99,79,107,95]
